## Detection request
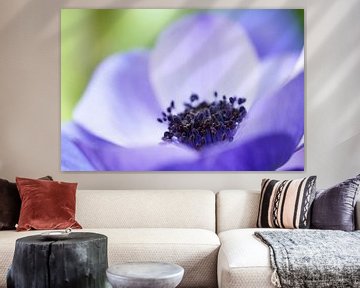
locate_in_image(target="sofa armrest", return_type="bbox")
[356,201,360,230]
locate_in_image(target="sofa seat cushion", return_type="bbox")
[218,228,282,288]
[0,228,219,288]
[102,228,220,288]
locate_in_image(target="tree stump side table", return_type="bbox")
[7,232,108,288]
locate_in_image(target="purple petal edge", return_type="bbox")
[277,146,304,171]
[61,124,96,171]
[236,9,303,58]
[61,123,199,171]
[73,50,165,148]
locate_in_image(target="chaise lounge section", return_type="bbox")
[217,190,273,288]
[216,189,360,288]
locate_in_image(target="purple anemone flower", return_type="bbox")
[61,11,304,171]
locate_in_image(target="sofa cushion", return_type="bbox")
[0,228,219,288]
[76,190,216,231]
[0,179,20,231]
[16,177,82,231]
[218,228,280,288]
[257,177,317,228]
[311,174,360,231]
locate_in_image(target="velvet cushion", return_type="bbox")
[0,179,20,230]
[311,174,360,231]
[0,176,52,230]
[257,176,317,229]
[16,177,82,231]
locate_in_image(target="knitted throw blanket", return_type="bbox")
[255,230,360,288]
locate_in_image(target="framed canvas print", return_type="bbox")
[61,9,304,171]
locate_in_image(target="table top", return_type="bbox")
[107,262,184,280]
[16,232,107,245]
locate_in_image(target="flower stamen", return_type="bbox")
[158,92,247,150]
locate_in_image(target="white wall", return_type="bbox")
[0,0,359,191]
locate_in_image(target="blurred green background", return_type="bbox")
[61,9,194,122]
[61,9,304,122]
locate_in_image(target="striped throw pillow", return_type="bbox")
[257,176,317,229]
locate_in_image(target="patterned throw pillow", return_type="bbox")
[257,176,317,229]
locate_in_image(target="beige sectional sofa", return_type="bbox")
[0,190,219,288]
[1,189,359,288]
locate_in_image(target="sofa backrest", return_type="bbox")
[76,190,216,231]
[216,190,260,233]
[217,190,360,232]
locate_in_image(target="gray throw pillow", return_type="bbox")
[311,174,360,231]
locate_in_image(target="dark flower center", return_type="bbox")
[157,92,247,151]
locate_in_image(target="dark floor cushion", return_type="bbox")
[311,174,360,231]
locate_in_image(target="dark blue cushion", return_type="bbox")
[311,174,360,231]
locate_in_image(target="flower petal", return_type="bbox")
[236,9,304,58]
[289,48,304,80]
[61,123,95,171]
[277,146,304,171]
[247,52,299,109]
[161,134,296,171]
[237,72,304,147]
[212,134,297,170]
[187,71,304,171]
[61,122,199,171]
[76,140,199,171]
[161,72,304,171]
[150,13,259,111]
[73,51,165,148]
